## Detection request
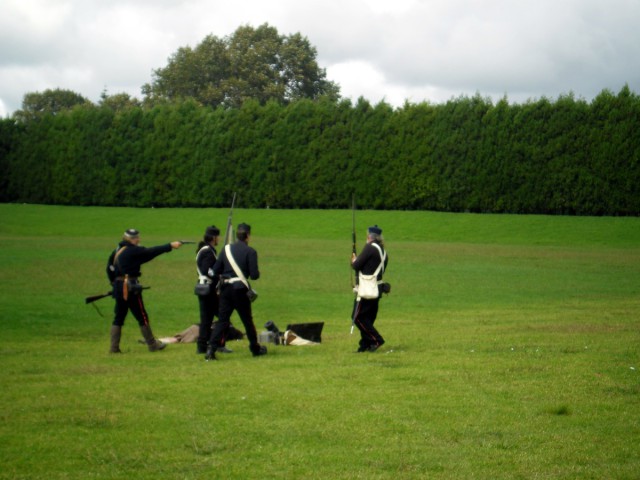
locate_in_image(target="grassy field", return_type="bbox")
[0,203,639,479]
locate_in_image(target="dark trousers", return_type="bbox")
[210,286,260,354]
[112,280,149,327]
[352,297,384,349]
[197,291,219,351]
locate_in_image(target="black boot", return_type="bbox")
[140,325,166,352]
[204,344,217,361]
[252,344,268,357]
[109,325,122,353]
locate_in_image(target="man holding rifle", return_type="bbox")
[106,228,183,353]
[351,225,388,352]
[206,222,267,361]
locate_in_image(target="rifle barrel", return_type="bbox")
[351,193,358,285]
[350,193,358,334]
[224,192,237,246]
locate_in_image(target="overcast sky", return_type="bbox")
[1,0,639,117]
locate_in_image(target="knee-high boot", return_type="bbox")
[110,325,122,353]
[140,325,166,352]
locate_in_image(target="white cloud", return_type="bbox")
[0,0,639,115]
[327,61,387,103]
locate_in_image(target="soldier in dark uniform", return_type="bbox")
[351,225,388,352]
[194,226,244,355]
[195,226,221,354]
[106,228,183,353]
[205,223,267,361]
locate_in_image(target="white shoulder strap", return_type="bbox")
[371,243,386,275]
[196,245,216,281]
[225,244,250,289]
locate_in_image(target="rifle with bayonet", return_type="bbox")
[217,192,238,297]
[350,193,358,334]
[224,192,237,246]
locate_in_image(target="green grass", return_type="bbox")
[0,203,639,479]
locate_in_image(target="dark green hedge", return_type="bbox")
[2,86,639,214]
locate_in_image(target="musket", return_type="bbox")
[85,292,113,304]
[223,192,237,246]
[351,193,358,289]
[350,193,358,334]
[85,287,149,317]
[179,241,196,245]
[85,286,149,305]
[85,291,112,318]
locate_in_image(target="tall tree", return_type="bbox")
[0,118,22,201]
[142,23,340,109]
[13,88,90,123]
[99,91,141,112]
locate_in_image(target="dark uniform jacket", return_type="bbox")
[352,242,388,280]
[196,245,218,284]
[213,241,259,289]
[107,241,172,282]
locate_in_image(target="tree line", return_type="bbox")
[11,23,338,124]
[1,85,638,215]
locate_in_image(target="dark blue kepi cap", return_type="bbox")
[237,223,251,233]
[368,225,382,235]
[124,228,140,238]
